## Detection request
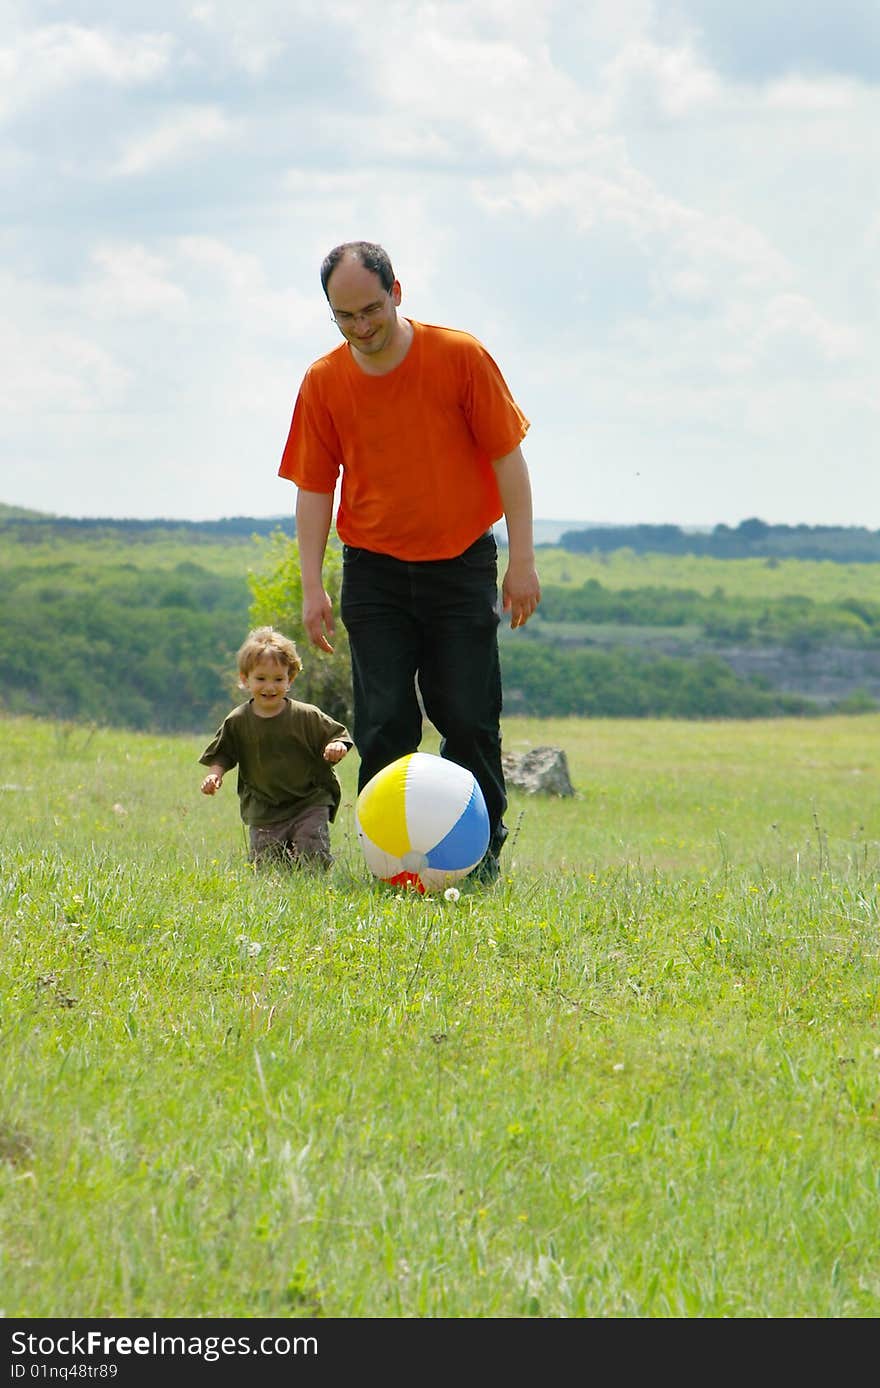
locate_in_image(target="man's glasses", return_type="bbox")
[329,291,391,328]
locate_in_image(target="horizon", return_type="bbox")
[2,501,877,538]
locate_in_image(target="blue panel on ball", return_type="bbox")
[425,783,490,870]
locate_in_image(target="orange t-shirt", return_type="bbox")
[278,320,530,561]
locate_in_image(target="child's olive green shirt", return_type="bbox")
[199,698,352,826]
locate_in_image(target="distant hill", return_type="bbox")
[3,506,879,563]
[1,505,581,543]
[0,501,46,520]
[0,507,295,539]
[495,518,690,545]
[0,507,607,546]
[522,518,600,545]
[556,519,880,563]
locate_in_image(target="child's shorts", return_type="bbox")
[248,805,332,869]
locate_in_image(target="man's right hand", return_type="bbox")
[302,588,336,653]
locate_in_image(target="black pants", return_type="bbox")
[340,530,508,853]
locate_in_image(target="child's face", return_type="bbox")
[240,656,292,716]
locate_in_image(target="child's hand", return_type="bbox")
[323,740,349,765]
[200,772,223,795]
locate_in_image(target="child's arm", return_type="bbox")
[200,763,226,795]
[323,740,350,765]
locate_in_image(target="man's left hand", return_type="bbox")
[502,560,541,629]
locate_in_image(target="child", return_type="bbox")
[199,626,352,868]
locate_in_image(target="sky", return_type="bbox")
[2,0,879,529]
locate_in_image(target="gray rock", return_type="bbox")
[501,746,575,797]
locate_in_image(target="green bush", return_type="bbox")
[500,643,814,719]
[246,530,354,727]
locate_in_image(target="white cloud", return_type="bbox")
[601,38,721,120]
[114,104,236,174]
[473,163,792,303]
[0,273,131,414]
[764,74,862,111]
[753,292,861,364]
[185,0,353,74]
[0,22,171,121]
[374,19,588,163]
[87,243,189,316]
[175,235,322,336]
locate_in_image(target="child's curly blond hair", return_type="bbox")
[236,626,303,678]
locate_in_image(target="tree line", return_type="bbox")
[1,514,296,543]
[557,518,880,563]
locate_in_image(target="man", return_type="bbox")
[278,241,540,883]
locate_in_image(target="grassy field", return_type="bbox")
[5,526,880,605]
[534,547,880,602]
[2,711,880,1317]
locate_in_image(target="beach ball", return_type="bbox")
[356,752,490,893]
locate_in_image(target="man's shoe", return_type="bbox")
[467,850,500,885]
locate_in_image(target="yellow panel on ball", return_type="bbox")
[355,753,412,857]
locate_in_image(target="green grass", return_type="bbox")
[2,712,880,1317]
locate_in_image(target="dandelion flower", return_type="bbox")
[444,887,460,903]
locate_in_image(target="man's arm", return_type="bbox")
[492,445,541,629]
[295,488,336,652]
